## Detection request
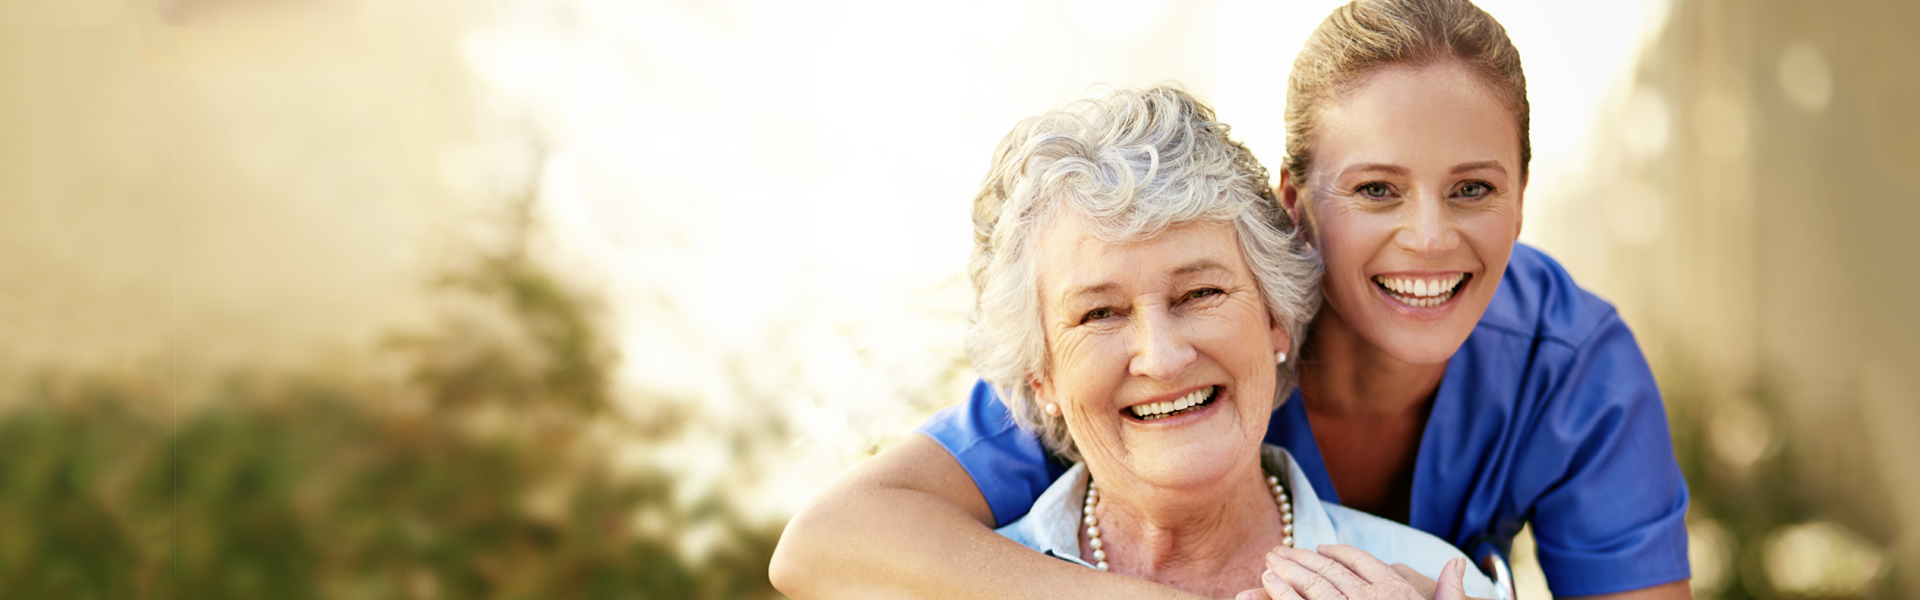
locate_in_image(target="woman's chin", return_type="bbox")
[1354,291,1487,365]
[1375,331,1470,365]
[1113,444,1251,492]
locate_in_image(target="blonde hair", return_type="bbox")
[966,86,1321,462]
[1283,0,1530,185]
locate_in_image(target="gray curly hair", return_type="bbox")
[965,86,1322,462]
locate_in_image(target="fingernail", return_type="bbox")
[1265,569,1281,583]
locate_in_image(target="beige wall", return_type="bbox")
[0,0,485,389]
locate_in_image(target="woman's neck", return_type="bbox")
[1298,304,1447,418]
[1084,458,1286,598]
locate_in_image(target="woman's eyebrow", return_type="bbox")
[1337,163,1410,178]
[1449,160,1507,175]
[1170,260,1231,278]
[1061,283,1119,306]
[1058,260,1230,304]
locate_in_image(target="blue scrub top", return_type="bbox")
[918,244,1691,596]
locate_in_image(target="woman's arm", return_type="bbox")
[769,433,1212,599]
[1520,312,1692,596]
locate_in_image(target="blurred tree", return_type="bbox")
[1666,367,1901,599]
[0,193,780,599]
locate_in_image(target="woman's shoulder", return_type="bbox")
[990,463,1090,566]
[1477,243,1628,353]
[1450,242,1661,417]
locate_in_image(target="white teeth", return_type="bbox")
[1373,273,1466,307]
[1129,387,1215,419]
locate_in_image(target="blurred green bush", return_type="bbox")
[0,241,781,599]
[1665,371,1904,598]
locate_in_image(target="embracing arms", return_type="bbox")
[767,431,1691,600]
[768,433,1212,600]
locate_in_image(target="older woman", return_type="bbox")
[961,86,1499,600]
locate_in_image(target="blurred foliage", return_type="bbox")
[1665,368,1903,599]
[0,210,781,598]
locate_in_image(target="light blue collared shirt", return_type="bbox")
[995,445,1504,599]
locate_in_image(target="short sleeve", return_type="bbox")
[915,380,1067,526]
[1519,314,1691,595]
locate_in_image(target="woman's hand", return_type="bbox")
[1233,545,1467,600]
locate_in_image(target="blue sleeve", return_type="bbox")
[915,380,1068,526]
[1519,313,1691,596]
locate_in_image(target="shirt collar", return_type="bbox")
[997,444,1329,567]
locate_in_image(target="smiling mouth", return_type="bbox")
[1128,386,1219,421]
[1373,273,1470,308]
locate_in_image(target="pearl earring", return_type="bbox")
[1276,351,1288,365]
[1044,402,1060,417]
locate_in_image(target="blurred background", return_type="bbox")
[1,0,1914,597]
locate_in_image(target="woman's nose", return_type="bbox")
[1129,307,1196,381]
[1395,193,1462,256]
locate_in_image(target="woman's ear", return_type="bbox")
[1277,170,1310,241]
[1269,319,1293,363]
[1031,378,1065,418]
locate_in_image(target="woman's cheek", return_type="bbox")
[1317,214,1388,292]
[1052,332,1116,394]
[1459,208,1520,257]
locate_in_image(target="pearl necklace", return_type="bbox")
[1081,470,1294,571]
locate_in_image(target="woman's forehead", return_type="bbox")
[1312,63,1523,177]
[1033,215,1247,298]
